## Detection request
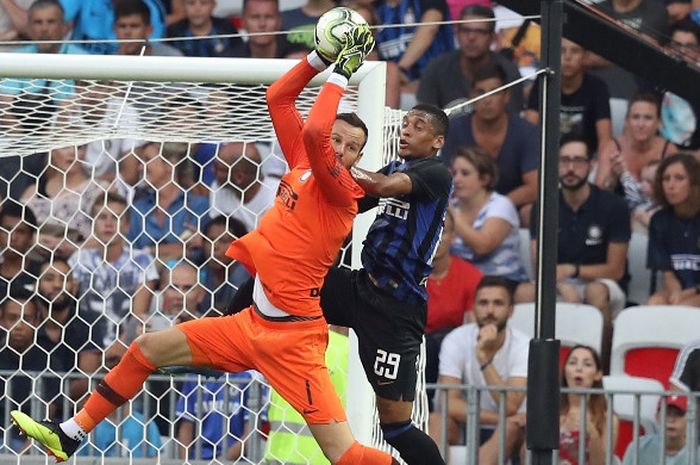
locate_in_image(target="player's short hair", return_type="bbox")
[336,113,369,150]
[115,0,151,24]
[453,146,498,191]
[91,191,131,222]
[653,152,700,207]
[29,0,64,16]
[559,132,592,160]
[0,199,37,230]
[411,103,449,138]
[475,275,515,304]
[460,4,496,33]
[472,62,507,86]
[204,215,248,240]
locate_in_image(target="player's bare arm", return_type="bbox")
[350,166,412,197]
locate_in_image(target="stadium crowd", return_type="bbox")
[0,0,699,463]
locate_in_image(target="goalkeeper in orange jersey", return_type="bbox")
[11,26,400,465]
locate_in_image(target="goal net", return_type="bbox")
[0,53,426,464]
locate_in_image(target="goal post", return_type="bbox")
[0,53,388,452]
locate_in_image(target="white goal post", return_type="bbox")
[0,52,427,458]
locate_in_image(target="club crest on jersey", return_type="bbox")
[278,179,299,210]
[377,198,409,220]
[300,170,312,182]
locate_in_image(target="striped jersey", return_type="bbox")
[361,157,452,304]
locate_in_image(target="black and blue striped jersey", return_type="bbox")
[361,157,453,304]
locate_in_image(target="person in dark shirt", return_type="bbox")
[671,339,700,392]
[167,0,240,57]
[227,0,287,58]
[0,199,39,303]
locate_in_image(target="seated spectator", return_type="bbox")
[34,258,104,401]
[149,261,206,331]
[115,0,182,56]
[70,192,158,347]
[374,0,455,91]
[279,0,334,52]
[670,338,700,392]
[417,4,523,114]
[226,0,287,58]
[167,0,239,57]
[60,0,166,54]
[520,134,631,369]
[20,144,111,259]
[0,288,67,451]
[0,0,87,131]
[622,395,693,465]
[524,38,612,158]
[429,276,528,465]
[448,147,529,287]
[200,215,251,315]
[441,63,538,225]
[127,142,209,262]
[0,0,33,46]
[647,153,700,306]
[596,93,678,196]
[176,370,265,460]
[559,345,618,465]
[207,141,278,232]
[0,200,40,301]
[630,160,661,232]
[425,210,482,410]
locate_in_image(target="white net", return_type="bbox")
[0,56,426,464]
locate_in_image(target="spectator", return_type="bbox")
[425,210,482,410]
[622,395,694,465]
[596,93,678,196]
[0,288,66,451]
[0,0,87,131]
[630,160,661,232]
[59,0,166,55]
[280,0,335,52]
[115,0,183,56]
[429,275,529,465]
[374,0,455,90]
[34,258,104,401]
[520,134,631,369]
[20,144,111,259]
[448,147,529,288]
[70,192,158,347]
[226,0,287,58]
[647,153,700,306]
[670,338,700,392]
[176,371,265,460]
[0,200,39,302]
[149,261,206,331]
[200,215,250,315]
[166,0,239,57]
[559,345,618,465]
[127,141,209,261]
[417,4,523,113]
[441,63,538,225]
[207,141,278,232]
[525,38,613,157]
[263,327,347,465]
[0,0,33,46]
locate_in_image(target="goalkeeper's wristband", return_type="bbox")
[327,72,349,89]
[307,50,330,71]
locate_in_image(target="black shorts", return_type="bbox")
[321,267,426,402]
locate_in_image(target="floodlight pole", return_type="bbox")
[527,0,563,464]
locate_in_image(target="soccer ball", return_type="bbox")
[314,7,369,62]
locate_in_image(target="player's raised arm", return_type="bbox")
[302,28,375,207]
[266,51,330,169]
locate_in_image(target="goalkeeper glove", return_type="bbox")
[333,26,375,79]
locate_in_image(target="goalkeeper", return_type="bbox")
[11,26,400,465]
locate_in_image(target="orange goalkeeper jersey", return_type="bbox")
[226,59,364,318]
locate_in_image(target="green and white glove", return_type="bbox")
[333,25,375,79]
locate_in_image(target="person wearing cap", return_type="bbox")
[622,394,698,465]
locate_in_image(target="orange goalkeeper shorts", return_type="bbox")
[177,306,347,425]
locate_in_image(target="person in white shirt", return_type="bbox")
[429,275,529,465]
[208,141,279,231]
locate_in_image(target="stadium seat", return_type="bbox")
[609,97,629,137]
[610,305,700,387]
[625,232,653,306]
[602,375,663,459]
[518,228,533,280]
[510,303,604,363]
